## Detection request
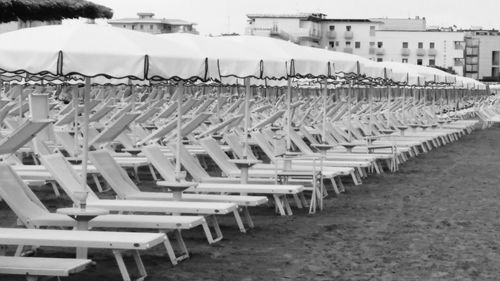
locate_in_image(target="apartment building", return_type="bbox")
[463,30,500,81]
[108,12,198,35]
[246,14,466,76]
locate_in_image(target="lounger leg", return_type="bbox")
[50,182,61,197]
[148,164,158,181]
[299,192,308,207]
[233,210,246,233]
[283,196,293,215]
[173,230,189,261]
[329,178,340,194]
[161,232,179,265]
[292,194,303,209]
[132,250,147,281]
[133,167,141,183]
[335,177,345,193]
[372,162,381,174]
[202,215,223,244]
[272,194,287,216]
[112,250,133,281]
[92,174,104,193]
[351,171,362,186]
[243,206,255,228]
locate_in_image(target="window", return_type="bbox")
[329,41,335,48]
[123,25,126,28]
[402,42,408,48]
[454,41,465,49]
[377,42,383,48]
[454,58,465,66]
[131,25,135,30]
[329,25,335,31]
[492,51,500,66]
[402,58,408,63]
[346,41,351,46]
[418,42,424,48]
[369,26,376,36]
[335,41,340,46]
[492,67,500,77]
[369,42,375,47]
[150,25,154,30]
[430,42,435,49]
[417,59,423,65]
[140,24,144,29]
[377,58,383,62]
[346,26,352,31]
[429,59,436,66]
[355,42,361,48]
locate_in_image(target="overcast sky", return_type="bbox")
[89,0,500,35]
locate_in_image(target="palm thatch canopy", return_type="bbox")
[0,0,113,23]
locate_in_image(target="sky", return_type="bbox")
[88,0,500,35]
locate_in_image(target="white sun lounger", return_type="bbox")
[0,256,91,281]
[0,228,166,281]
[40,154,246,233]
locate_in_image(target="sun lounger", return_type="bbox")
[40,154,246,233]
[0,256,91,281]
[0,228,166,281]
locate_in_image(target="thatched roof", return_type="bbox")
[0,0,113,23]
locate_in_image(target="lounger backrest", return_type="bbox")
[33,139,53,156]
[167,143,210,181]
[0,164,49,226]
[89,101,114,123]
[0,119,51,155]
[54,130,77,156]
[89,112,139,147]
[250,131,276,161]
[139,118,177,145]
[40,154,99,202]
[88,150,139,198]
[142,145,177,181]
[198,137,239,176]
[164,113,212,141]
[251,110,285,130]
[223,133,258,160]
[288,129,313,154]
[0,103,15,125]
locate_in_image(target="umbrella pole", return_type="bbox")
[175,82,185,181]
[402,87,405,124]
[81,77,91,190]
[286,78,292,151]
[322,79,327,143]
[243,78,250,159]
[369,87,373,136]
[72,87,79,157]
[387,86,391,128]
[347,84,352,142]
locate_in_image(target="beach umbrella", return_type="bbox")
[0,24,223,192]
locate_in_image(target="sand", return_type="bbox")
[3,125,500,281]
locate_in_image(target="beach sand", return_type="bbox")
[2,124,500,281]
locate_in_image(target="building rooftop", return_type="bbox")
[247,13,376,23]
[109,13,196,26]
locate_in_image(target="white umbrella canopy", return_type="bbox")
[158,33,289,80]
[377,61,426,86]
[0,24,213,81]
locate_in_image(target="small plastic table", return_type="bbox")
[123,148,142,156]
[56,207,109,259]
[229,159,262,184]
[337,143,357,153]
[156,181,198,200]
[396,126,409,136]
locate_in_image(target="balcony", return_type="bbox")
[343,47,353,54]
[295,28,321,40]
[428,48,437,56]
[401,48,410,56]
[416,48,426,56]
[344,31,354,39]
[327,31,337,39]
[375,48,385,56]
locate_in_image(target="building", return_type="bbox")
[245,13,466,76]
[108,12,198,34]
[462,29,500,81]
[0,20,61,34]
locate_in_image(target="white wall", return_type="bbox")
[375,31,465,75]
[474,35,500,79]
